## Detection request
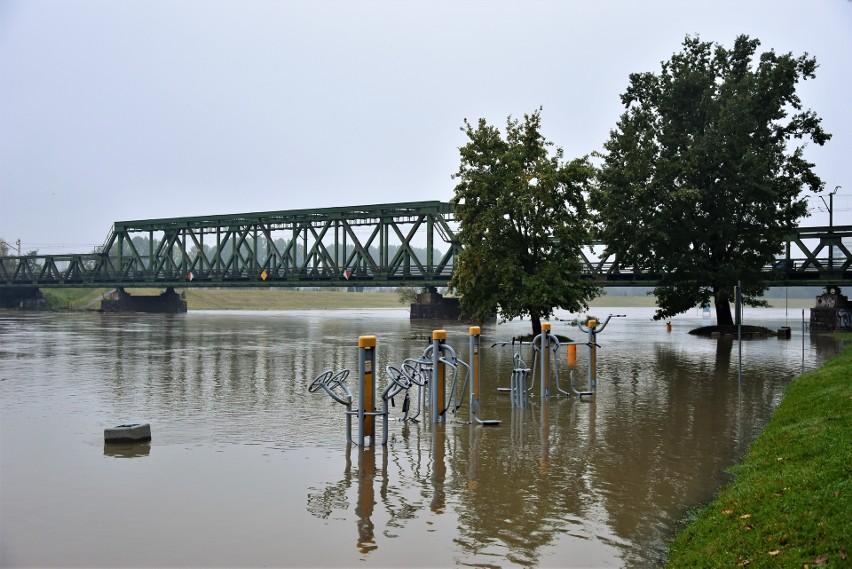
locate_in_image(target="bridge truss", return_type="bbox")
[1,201,461,289]
[1,200,850,289]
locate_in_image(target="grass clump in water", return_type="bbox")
[666,338,852,568]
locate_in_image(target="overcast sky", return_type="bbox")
[1,0,850,254]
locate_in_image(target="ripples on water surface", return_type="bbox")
[0,307,842,567]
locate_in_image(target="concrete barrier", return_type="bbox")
[104,423,151,444]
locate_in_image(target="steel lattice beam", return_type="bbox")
[1,202,850,289]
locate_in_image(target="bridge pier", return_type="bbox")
[0,287,45,309]
[809,287,851,331]
[100,287,187,314]
[409,287,460,320]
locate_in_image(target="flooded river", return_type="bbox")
[0,306,842,567]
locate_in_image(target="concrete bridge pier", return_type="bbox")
[100,287,187,314]
[0,287,45,309]
[409,287,460,320]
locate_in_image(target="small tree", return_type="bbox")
[395,286,419,305]
[592,35,831,326]
[450,108,600,335]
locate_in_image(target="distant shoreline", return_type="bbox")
[28,287,820,312]
[122,288,822,311]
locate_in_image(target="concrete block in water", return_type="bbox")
[104,423,151,444]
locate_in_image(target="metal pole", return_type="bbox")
[540,323,551,398]
[358,335,377,446]
[469,326,480,424]
[736,282,742,385]
[431,330,446,424]
[802,309,805,373]
[587,319,598,392]
[820,186,839,271]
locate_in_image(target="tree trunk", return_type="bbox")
[715,295,733,327]
[530,314,542,337]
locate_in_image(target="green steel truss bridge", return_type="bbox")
[1,201,851,290]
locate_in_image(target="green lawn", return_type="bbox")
[180,288,407,310]
[666,335,852,568]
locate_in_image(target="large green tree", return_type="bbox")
[591,35,831,326]
[449,109,600,335]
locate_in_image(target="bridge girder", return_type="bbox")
[1,201,461,289]
[1,203,850,289]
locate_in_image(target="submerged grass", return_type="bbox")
[666,336,852,568]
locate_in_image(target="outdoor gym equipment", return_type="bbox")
[493,338,533,408]
[574,314,625,393]
[531,322,560,398]
[467,327,501,426]
[308,368,354,436]
[423,330,471,424]
[310,330,500,442]
[309,336,421,447]
[531,322,590,399]
[398,356,430,422]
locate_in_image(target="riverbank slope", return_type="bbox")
[665,335,851,568]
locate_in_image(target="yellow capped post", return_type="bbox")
[540,322,552,398]
[469,327,481,422]
[357,335,377,445]
[431,330,447,424]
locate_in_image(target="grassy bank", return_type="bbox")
[665,336,852,568]
[180,288,405,310]
[40,288,109,310]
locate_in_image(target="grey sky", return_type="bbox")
[1,0,850,254]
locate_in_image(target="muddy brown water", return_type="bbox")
[0,307,840,567]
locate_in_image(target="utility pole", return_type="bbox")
[1,239,22,256]
[820,186,840,271]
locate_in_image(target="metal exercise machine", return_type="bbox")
[531,322,560,398]
[310,330,501,445]
[531,322,589,399]
[309,335,419,447]
[468,327,501,426]
[573,314,625,393]
[406,329,498,425]
[493,338,533,408]
[423,330,471,424]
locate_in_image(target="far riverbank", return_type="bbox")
[36,287,819,312]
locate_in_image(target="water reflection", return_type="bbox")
[0,309,844,568]
[103,442,151,458]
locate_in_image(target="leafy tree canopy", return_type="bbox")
[591,35,831,326]
[449,108,600,335]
